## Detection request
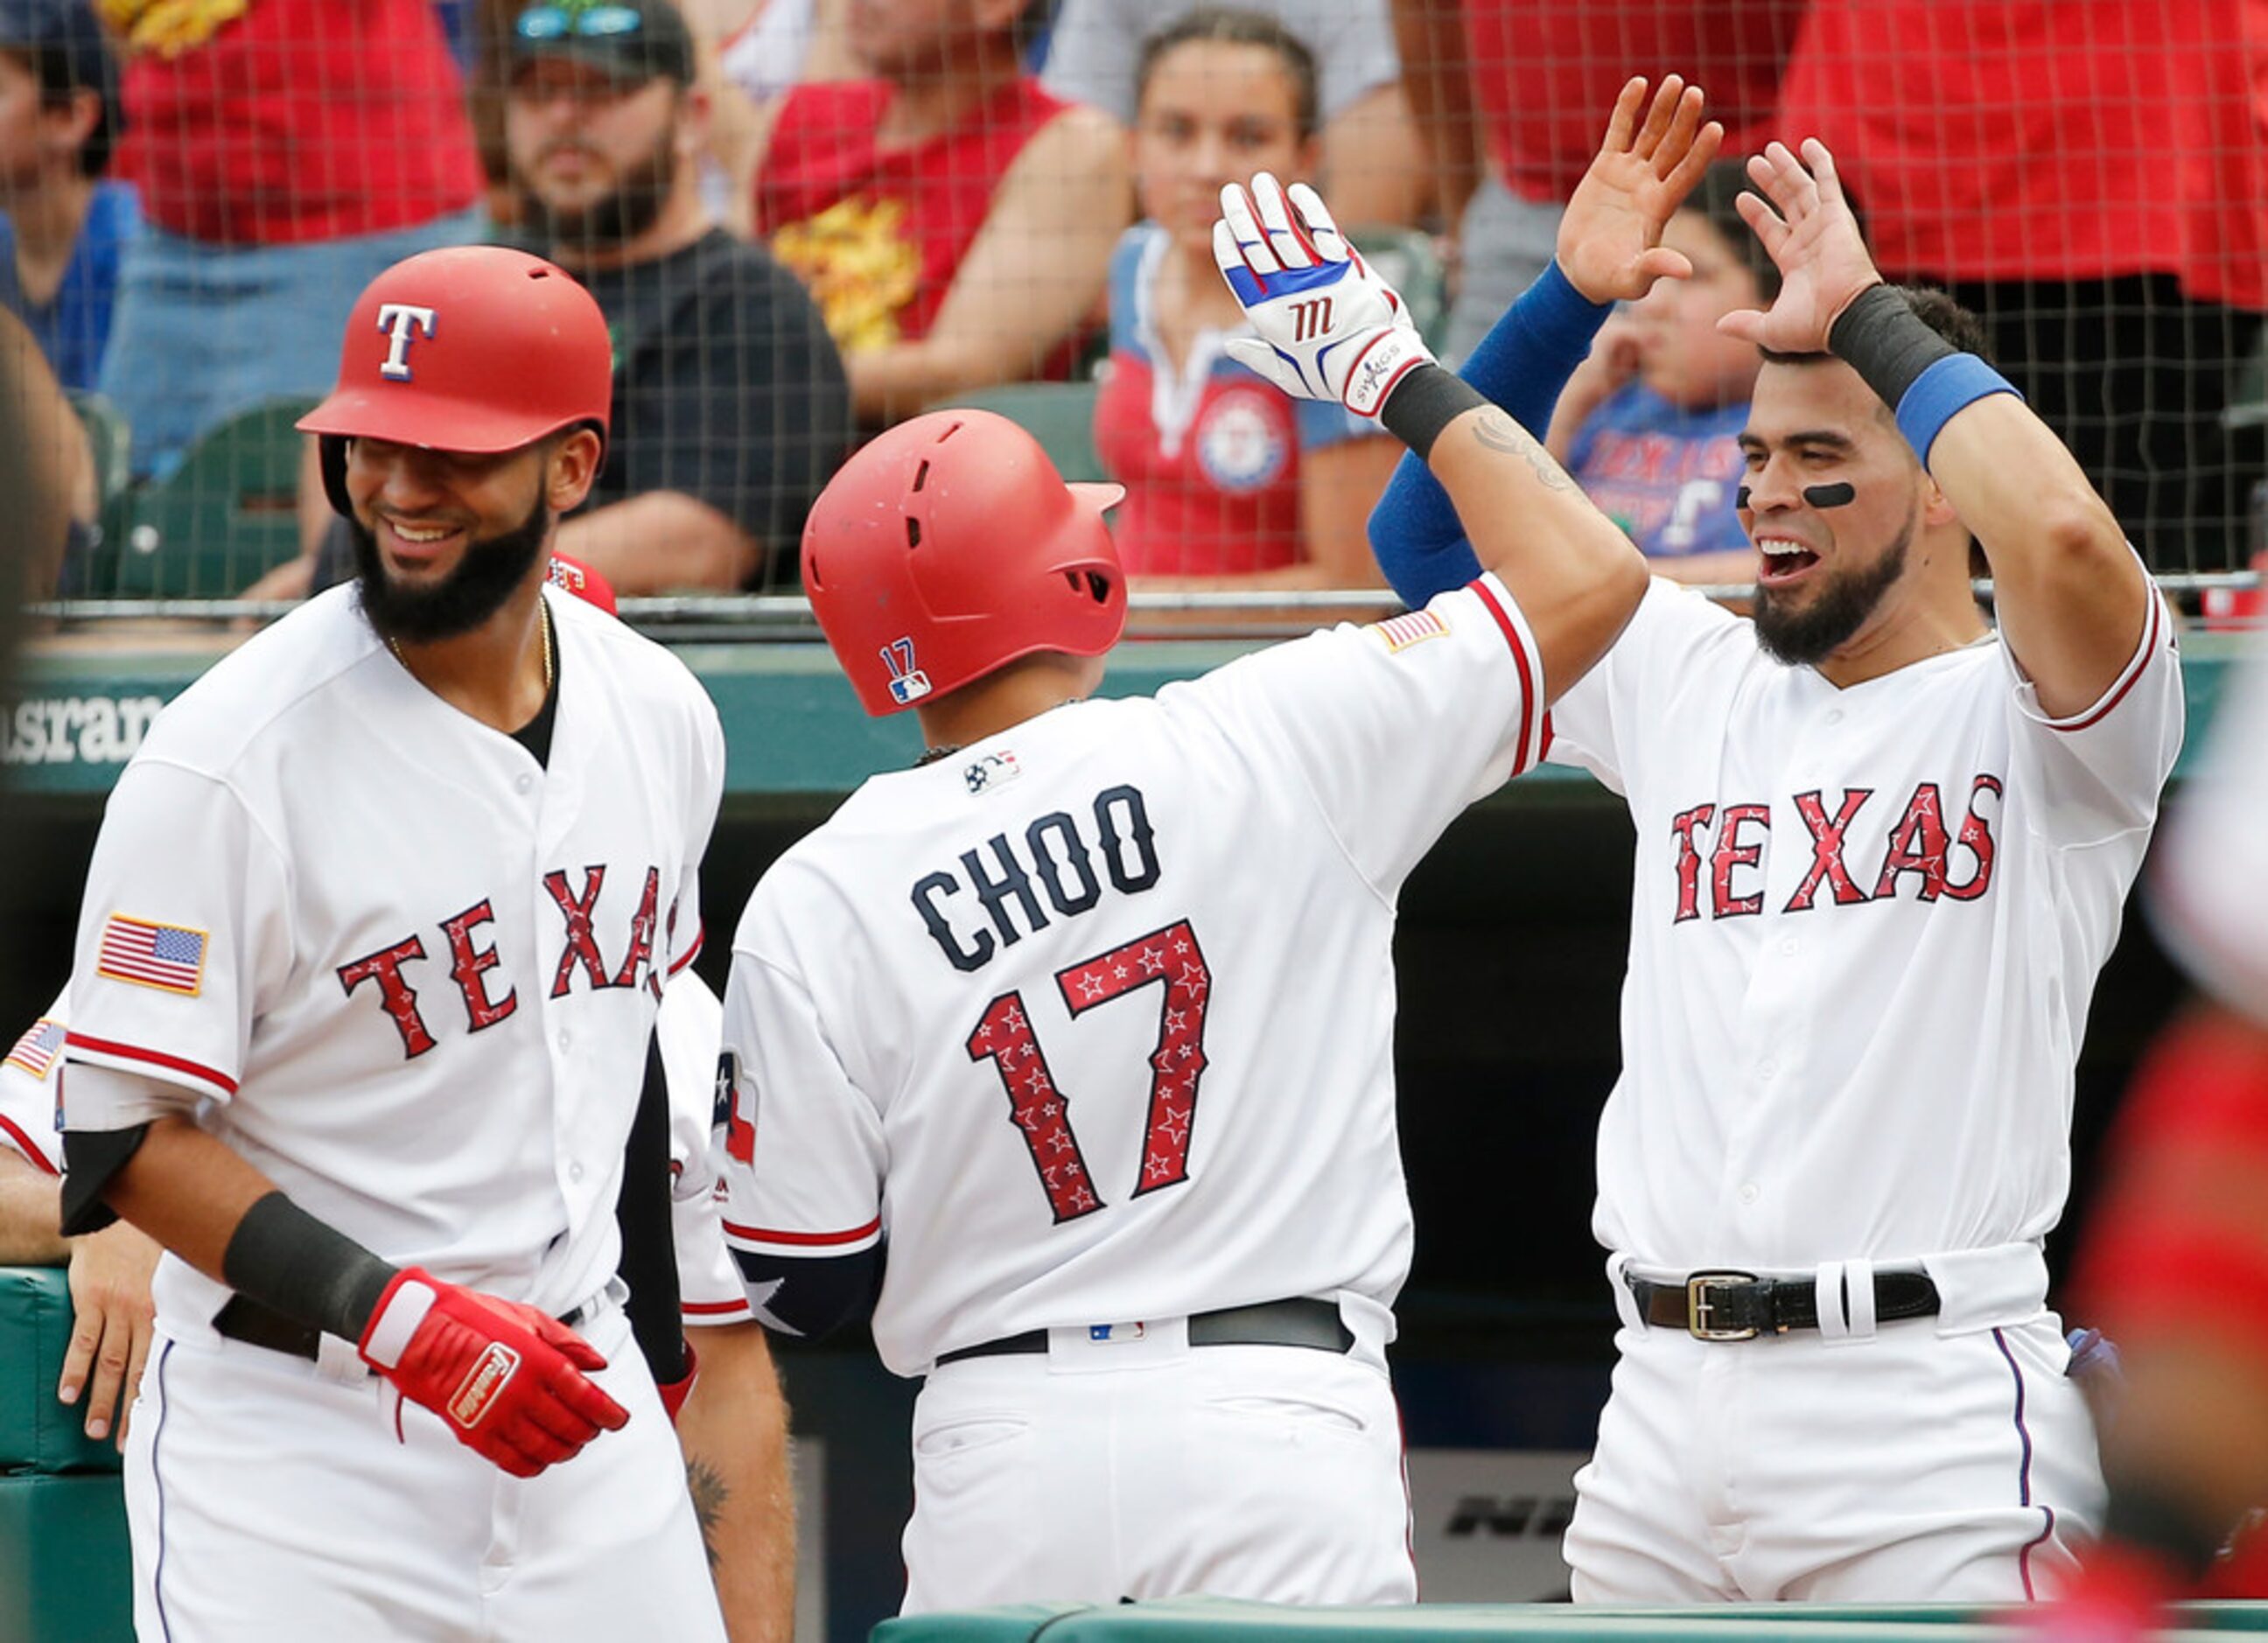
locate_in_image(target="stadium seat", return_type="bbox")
[924,381,1107,485]
[107,398,313,598]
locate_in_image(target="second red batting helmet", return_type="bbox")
[298,244,612,457]
[802,410,1126,717]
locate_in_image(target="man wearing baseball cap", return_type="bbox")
[498,0,850,591]
[0,0,136,391]
[59,241,739,1638]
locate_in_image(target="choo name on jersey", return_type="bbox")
[912,784,1161,972]
[337,863,674,1057]
[1668,775,2003,923]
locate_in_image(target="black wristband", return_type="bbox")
[221,1191,399,1343]
[1377,364,1489,462]
[2102,1481,2230,1585]
[1827,284,1959,412]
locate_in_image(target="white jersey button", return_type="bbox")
[1740,1182,1760,1205]
[515,773,534,794]
[1826,709,1844,724]
[569,1160,585,1184]
[556,1029,572,1052]
[1780,937,1799,956]
[1757,1059,1778,1080]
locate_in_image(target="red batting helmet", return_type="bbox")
[802,410,1126,717]
[299,246,612,511]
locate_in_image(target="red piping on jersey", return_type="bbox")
[0,1115,57,1175]
[723,1215,883,1247]
[1467,577,1541,774]
[2048,591,2163,734]
[682,1297,752,1317]
[668,926,706,977]
[64,1032,238,1096]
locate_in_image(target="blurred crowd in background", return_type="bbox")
[2,0,2264,608]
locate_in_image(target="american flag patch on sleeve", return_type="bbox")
[1369,608,1450,654]
[4,1019,66,1080]
[96,916,209,996]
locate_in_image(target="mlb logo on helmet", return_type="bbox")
[881,637,932,705]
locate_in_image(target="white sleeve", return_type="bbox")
[64,760,292,1118]
[2151,635,2268,1022]
[667,695,728,981]
[1036,0,1138,121]
[1295,0,1402,116]
[715,925,886,1270]
[1544,576,1741,796]
[0,993,70,1174]
[1174,572,1547,894]
[2004,577,2185,848]
[654,973,754,1326]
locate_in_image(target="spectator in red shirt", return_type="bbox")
[746,0,1130,424]
[1770,0,2268,570]
[93,0,486,478]
[1396,0,1802,361]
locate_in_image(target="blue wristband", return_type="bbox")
[1894,353,2021,470]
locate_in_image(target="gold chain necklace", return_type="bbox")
[387,604,554,693]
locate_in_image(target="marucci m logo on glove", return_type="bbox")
[1292,298,1334,343]
[448,1343,522,1429]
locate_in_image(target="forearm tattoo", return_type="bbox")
[687,1457,731,1570]
[1471,408,1577,492]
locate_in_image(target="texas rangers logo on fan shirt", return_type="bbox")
[376,303,438,381]
[882,637,933,705]
[95,914,208,996]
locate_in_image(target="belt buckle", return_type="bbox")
[1684,1269,1760,1341]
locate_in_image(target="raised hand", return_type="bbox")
[1717,138,1884,355]
[1557,75,1726,306]
[1213,172,1435,419]
[358,1268,628,1478]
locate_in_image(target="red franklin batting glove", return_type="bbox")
[357,1268,628,1478]
[656,1337,700,1424]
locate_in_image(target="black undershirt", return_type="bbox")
[508,605,561,766]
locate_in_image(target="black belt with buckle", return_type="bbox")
[213,1293,592,1362]
[1628,1268,1941,1342]
[934,1297,1354,1368]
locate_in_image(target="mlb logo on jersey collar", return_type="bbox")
[964,752,1021,795]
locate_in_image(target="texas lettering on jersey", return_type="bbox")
[339,862,669,1057]
[1667,775,2004,923]
[909,783,1161,973]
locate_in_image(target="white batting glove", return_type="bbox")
[1213,173,1436,420]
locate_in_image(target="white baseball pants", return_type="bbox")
[1564,1313,2104,1602]
[900,1322,1416,1612]
[121,1296,726,1641]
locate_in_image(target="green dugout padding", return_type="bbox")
[0,1268,134,1643]
[874,1598,2268,1642]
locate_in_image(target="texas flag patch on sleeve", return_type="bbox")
[95,915,209,996]
[1368,608,1450,654]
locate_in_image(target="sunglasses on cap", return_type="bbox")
[514,3,648,42]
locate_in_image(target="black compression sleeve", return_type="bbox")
[615,1030,686,1383]
[60,1125,148,1235]
[1826,284,1959,411]
[1377,365,1489,462]
[221,1192,398,1342]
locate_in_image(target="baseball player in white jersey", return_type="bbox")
[55,244,733,1640]
[1369,136,2185,1601]
[715,88,1722,1612]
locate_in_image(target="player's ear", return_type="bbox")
[544,426,605,513]
[1921,470,1960,532]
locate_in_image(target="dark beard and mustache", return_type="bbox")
[1751,498,1919,668]
[514,122,676,252]
[350,487,552,646]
